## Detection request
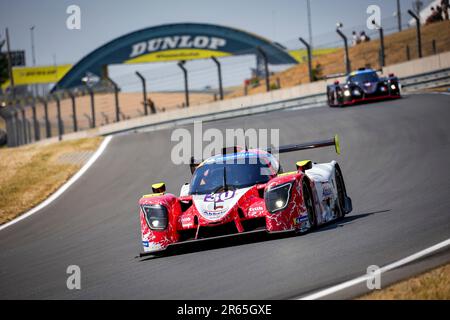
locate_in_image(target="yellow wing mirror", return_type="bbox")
[152,182,166,194]
[296,160,312,172]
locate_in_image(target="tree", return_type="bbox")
[0,39,9,86]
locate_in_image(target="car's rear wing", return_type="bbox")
[325,68,384,80]
[267,135,341,155]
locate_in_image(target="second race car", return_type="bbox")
[138,135,352,256]
[327,68,401,107]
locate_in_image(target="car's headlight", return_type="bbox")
[344,90,351,97]
[141,205,168,230]
[380,86,387,92]
[390,84,396,90]
[353,89,361,96]
[265,182,292,213]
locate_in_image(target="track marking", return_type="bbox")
[298,238,450,300]
[0,135,113,232]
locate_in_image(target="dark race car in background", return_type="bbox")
[327,68,401,107]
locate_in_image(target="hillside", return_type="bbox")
[226,20,450,98]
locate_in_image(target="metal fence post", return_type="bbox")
[10,108,18,147]
[68,91,78,132]
[20,106,28,145]
[39,97,51,138]
[31,98,40,141]
[106,77,121,122]
[299,37,313,82]
[86,87,96,128]
[178,61,190,107]
[432,40,437,55]
[378,26,385,67]
[211,57,224,100]
[135,71,154,115]
[54,94,64,140]
[26,119,32,143]
[14,107,22,146]
[408,10,422,58]
[256,47,270,92]
[336,27,351,74]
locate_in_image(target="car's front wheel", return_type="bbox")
[327,88,335,107]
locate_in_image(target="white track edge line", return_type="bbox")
[0,135,113,232]
[298,238,450,300]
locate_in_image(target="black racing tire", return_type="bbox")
[327,88,334,107]
[301,179,317,232]
[334,167,346,220]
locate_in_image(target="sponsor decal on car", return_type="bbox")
[193,188,251,221]
[203,208,228,218]
[293,216,309,225]
[322,184,333,197]
[142,240,149,247]
[180,216,194,228]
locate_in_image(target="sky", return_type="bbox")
[0,0,433,91]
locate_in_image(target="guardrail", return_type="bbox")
[400,68,450,91]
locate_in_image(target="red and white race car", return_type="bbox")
[138,135,352,256]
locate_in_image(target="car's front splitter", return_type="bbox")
[138,228,295,258]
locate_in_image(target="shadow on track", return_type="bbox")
[313,209,391,233]
[138,209,390,261]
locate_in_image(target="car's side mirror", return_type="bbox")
[152,182,166,194]
[296,160,312,172]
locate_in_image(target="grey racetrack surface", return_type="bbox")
[1,93,450,299]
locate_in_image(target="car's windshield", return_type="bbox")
[348,72,379,84]
[189,155,274,195]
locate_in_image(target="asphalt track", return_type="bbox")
[1,93,450,299]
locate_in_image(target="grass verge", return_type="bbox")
[0,137,103,225]
[359,263,450,300]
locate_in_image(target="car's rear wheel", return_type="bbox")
[334,168,346,220]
